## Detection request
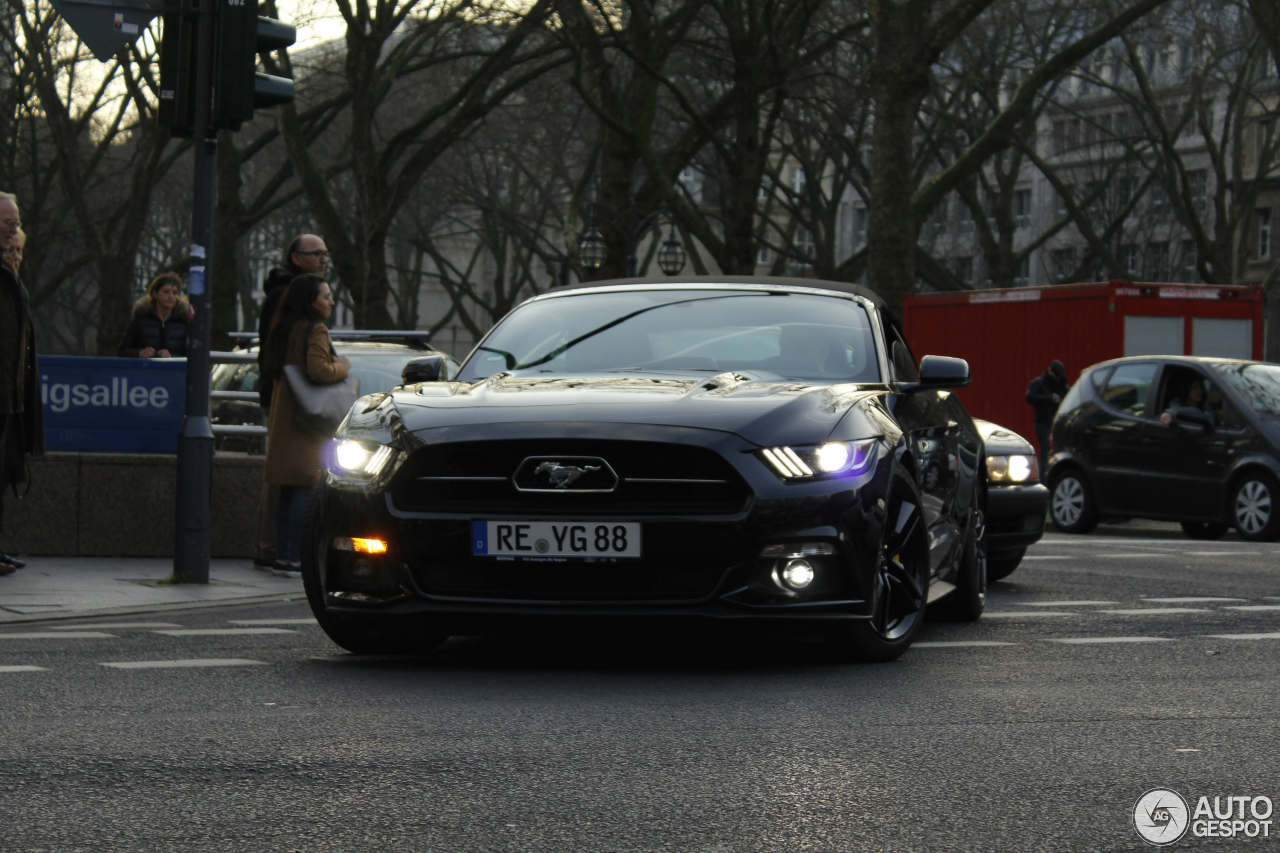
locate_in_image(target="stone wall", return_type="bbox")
[1,452,265,558]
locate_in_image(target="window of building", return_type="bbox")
[1121,244,1139,274]
[1179,239,1198,281]
[1014,255,1030,287]
[792,167,806,193]
[1188,170,1207,209]
[1014,188,1031,228]
[1050,247,1076,281]
[1259,208,1272,260]
[952,256,973,283]
[1144,241,1169,280]
[855,206,868,242]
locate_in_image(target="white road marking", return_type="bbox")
[913,641,1017,648]
[1140,597,1246,603]
[0,665,47,672]
[227,619,317,626]
[152,628,296,636]
[49,622,182,630]
[1224,605,1280,612]
[1184,551,1241,556]
[1014,600,1116,607]
[100,659,268,669]
[1099,608,1210,616]
[0,632,117,639]
[1021,555,1074,560]
[1098,553,1160,559]
[1048,636,1172,644]
[981,611,1075,618]
[1205,632,1280,640]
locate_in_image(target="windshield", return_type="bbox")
[457,289,881,383]
[1210,361,1280,416]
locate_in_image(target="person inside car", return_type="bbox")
[1160,379,1212,427]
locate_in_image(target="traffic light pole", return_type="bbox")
[173,0,216,583]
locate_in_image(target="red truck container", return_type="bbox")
[902,280,1265,441]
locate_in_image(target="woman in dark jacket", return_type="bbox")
[118,272,192,358]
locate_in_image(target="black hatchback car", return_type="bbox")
[304,279,988,662]
[1047,355,1280,541]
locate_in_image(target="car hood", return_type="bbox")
[376,371,892,447]
[973,418,1033,455]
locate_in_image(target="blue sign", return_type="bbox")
[40,356,187,453]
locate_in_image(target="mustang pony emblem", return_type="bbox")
[534,461,600,488]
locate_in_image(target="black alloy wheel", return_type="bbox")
[1230,471,1280,542]
[1180,521,1229,540]
[830,469,930,662]
[1050,469,1098,534]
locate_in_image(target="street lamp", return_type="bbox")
[579,226,606,270]
[578,210,685,277]
[657,226,686,276]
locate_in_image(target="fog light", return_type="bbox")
[780,558,816,590]
[333,536,389,555]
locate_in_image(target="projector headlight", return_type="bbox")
[760,439,878,481]
[986,453,1038,484]
[328,439,398,481]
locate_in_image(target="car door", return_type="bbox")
[1150,369,1247,519]
[1087,360,1163,515]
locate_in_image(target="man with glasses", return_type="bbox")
[0,191,43,574]
[254,233,328,570]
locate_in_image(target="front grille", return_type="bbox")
[389,439,751,515]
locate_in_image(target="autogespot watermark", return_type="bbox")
[1133,788,1274,846]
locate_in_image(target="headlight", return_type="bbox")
[328,439,397,480]
[760,439,877,480]
[986,453,1038,484]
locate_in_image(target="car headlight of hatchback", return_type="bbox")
[760,439,878,481]
[986,452,1038,484]
[328,438,399,482]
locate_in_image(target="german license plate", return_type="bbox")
[472,520,641,559]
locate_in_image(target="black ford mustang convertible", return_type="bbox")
[305,279,987,661]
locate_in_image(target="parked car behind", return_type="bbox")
[1047,355,1280,541]
[975,418,1047,581]
[212,335,457,453]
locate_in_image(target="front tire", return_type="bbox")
[1231,472,1280,542]
[1050,470,1098,534]
[930,520,986,622]
[827,469,930,662]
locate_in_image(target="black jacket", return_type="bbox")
[1026,370,1069,425]
[118,296,192,358]
[257,265,302,409]
[1,261,44,492]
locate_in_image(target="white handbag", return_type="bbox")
[282,364,359,435]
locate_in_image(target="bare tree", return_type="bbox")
[11,1,187,353]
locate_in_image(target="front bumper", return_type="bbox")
[985,482,1048,555]
[311,433,895,627]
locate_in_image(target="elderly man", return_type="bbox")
[0,191,43,574]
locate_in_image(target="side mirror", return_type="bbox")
[901,355,971,392]
[401,354,449,385]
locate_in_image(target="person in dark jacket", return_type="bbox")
[257,233,329,410]
[253,233,328,570]
[0,191,43,574]
[1026,359,1069,474]
[117,272,191,358]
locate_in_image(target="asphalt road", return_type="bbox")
[0,528,1277,852]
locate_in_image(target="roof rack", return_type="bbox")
[225,329,435,348]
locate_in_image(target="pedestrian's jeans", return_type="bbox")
[275,485,310,563]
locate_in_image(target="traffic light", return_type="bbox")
[158,0,197,137]
[212,0,296,131]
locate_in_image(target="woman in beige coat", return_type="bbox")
[261,274,350,571]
